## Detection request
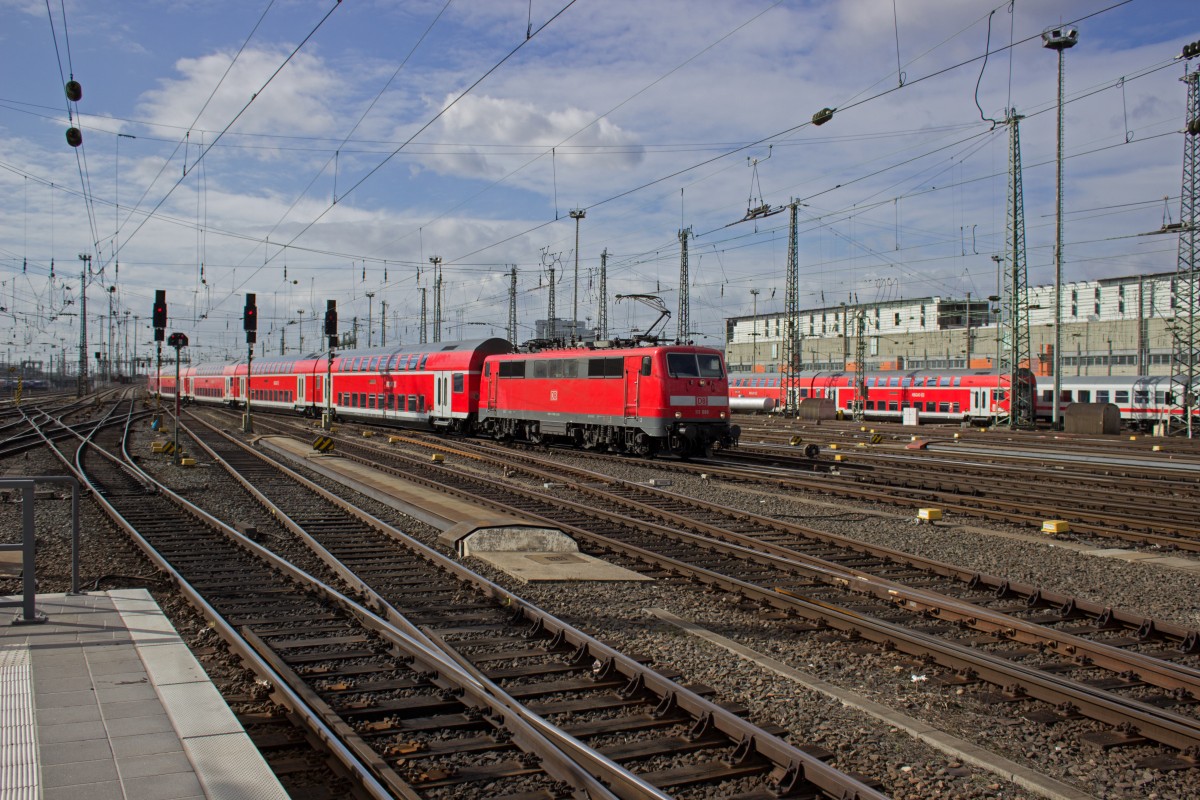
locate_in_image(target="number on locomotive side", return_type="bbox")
[551,390,558,401]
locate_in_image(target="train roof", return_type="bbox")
[497,342,723,358]
[1055,375,1197,387]
[334,337,513,359]
[176,338,515,374]
[728,368,1029,379]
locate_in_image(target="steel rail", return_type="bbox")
[24,404,406,800]
[181,410,890,800]
[265,426,1200,753]
[352,431,1200,653]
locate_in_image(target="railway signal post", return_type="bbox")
[323,300,337,431]
[152,290,167,428]
[243,294,257,433]
[167,332,188,464]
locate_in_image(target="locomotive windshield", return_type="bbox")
[667,352,724,379]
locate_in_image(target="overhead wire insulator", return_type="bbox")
[66,128,82,147]
[812,107,835,126]
[65,80,82,102]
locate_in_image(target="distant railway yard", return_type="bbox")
[5,390,1200,799]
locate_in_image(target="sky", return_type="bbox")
[2,0,1199,368]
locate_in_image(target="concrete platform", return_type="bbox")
[258,436,648,582]
[1,589,288,800]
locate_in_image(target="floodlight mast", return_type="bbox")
[1043,24,1078,430]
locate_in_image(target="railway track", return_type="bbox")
[711,443,1200,548]
[178,410,895,798]
[35,401,888,799]
[222,413,1200,765]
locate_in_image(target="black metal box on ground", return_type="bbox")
[1063,402,1121,435]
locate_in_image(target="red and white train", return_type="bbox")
[728,368,1037,424]
[1035,375,1200,430]
[151,338,735,457]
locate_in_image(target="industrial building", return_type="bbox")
[724,271,1181,377]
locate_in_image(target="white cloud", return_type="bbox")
[137,46,344,142]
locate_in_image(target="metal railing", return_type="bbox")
[1,476,81,624]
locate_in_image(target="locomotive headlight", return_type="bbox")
[720,412,726,419]
[675,411,682,418]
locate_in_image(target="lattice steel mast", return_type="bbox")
[419,287,427,344]
[547,266,556,342]
[781,202,801,415]
[852,310,867,421]
[598,249,608,340]
[1171,63,1200,437]
[429,256,442,343]
[677,227,691,342]
[997,110,1033,428]
[507,266,518,346]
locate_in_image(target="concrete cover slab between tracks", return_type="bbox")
[258,436,648,583]
[647,608,1097,800]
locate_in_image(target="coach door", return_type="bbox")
[433,371,452,419]
[224,377,231,401]
[297,376,306,408]
[970,388,988,418]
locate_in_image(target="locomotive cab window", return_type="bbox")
[641,357,652,376]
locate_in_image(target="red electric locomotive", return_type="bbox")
[153,338,735,457]
[728,368,1036,424]
[477,343,733,457]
